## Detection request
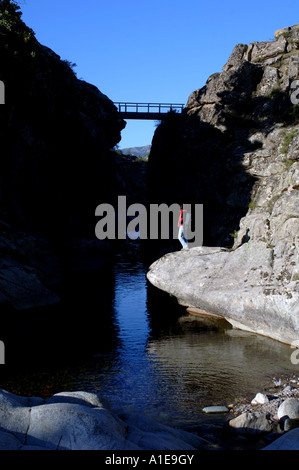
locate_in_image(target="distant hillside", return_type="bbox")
[120,145,151,158]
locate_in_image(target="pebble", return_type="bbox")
[230,375,299,420]
[202,406,229,414]
[251,393,269,405]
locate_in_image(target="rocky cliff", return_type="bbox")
[0,1,125,311]
[147,24,299,345]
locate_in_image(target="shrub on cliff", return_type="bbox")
[0,0,35,41]
[0,0,124,240]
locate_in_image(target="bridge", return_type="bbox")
[114,102,185,120]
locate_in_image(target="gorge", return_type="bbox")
[1,0,299,451]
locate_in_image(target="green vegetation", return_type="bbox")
[283,158,295,170]
[0,0,35,41]
[248,200,257,209]
[138,155,149,162]
[63,60,77,71]
[0,0,79,80]
[267,87,282,99]
[281,104,299,125]
[114,148,149,162]
[266,194,281,214]
[280,129,299,155]
[281,31,293,39]
[229,230,238,239]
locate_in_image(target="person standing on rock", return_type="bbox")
[178,204,189,249]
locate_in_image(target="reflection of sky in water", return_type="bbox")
[90,251,299,428]
[113,258,149,350]
[1,247,298,430]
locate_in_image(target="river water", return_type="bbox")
[1,242,299,431]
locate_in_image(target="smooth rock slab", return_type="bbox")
[118,412,209,450]
[27,402,130,450]
[0,389,33,444]
[45,391,106,408]
[0,389,203,450]
[0,430,23,450]
[263,428,299,450]
[147,242,299,345]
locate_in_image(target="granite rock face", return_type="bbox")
[147,24,299,344]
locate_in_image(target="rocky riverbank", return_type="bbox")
[187,373,299,450]
[222,373,299,450]
[1,376,299,450]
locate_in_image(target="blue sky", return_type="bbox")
[20,0,298,149]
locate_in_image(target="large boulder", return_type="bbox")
[147,242,299,344]
[277,398,299,420]
[0,389,206,450]
[228,412,276,436]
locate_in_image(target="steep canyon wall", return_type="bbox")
[147,24,299,344]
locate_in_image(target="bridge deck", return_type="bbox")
[114,102,184,120]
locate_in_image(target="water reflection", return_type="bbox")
[81,246,299,428]
[0,242,298,431]
[112,253,150,352]
[145,327,297,426]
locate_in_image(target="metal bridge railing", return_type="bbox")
[114,102,185,115]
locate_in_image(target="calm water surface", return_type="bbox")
[1,245,299,430]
